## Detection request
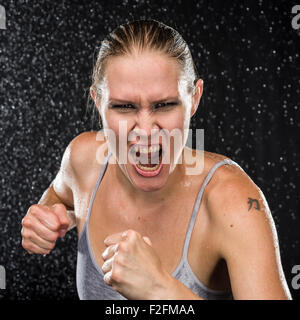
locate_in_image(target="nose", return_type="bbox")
[133,109,159,140]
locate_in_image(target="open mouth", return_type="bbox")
[129,144,163,175]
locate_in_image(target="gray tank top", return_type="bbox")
[77,151,240,300]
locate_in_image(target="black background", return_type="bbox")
[0,0,299,300]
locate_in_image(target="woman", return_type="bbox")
[21,19,291,300]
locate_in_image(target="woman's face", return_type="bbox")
[93,51,201,192]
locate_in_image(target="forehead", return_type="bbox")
[104,51,181,102]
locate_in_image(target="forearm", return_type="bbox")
[153,270,203,300]
[38,185,76,231]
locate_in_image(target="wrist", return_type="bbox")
[66,209,76,230]
[147,269,178,300]
[148,268,202,300]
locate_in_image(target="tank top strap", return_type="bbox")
[182,158,240,259]
[85,150,112,224]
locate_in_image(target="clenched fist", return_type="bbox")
[101,229,171,299]
[21,203,70,255]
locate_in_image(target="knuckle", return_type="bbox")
[29,243,36,251]
[44,247,52,254]
[54,203,65,210]
[111,267,121,283]
[22,217,31,228]
[53,204,67,217]
[49,241,56,250]
[126,229,139,240]
[21,239,27,249]
[54,222,62,231]
[48,232,59,242]
[48,217,60,230]
[28,204,41,216]
[29,204,39,212]
[117,241,128,252]
[24,230,33,241]
[113,253,124,266]
[23,240,34,252]
[21,227,28,239]
[111,244,119,256]
[126,229,135,237]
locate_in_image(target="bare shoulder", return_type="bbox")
[203,152,277,254]
[186,148,245,187]
[185,148,261,219]
[68,130,105,164]
[66,130,108,188]
[204,151,268,222]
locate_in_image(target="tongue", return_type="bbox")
[140,163,157,168]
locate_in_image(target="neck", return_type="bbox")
[111,158,186,210]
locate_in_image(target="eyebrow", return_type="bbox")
[108,96,180,105]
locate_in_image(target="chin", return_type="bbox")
[134,179,167,192]
[125,162,171,192]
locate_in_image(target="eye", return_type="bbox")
[154,102,178,110]
[111,104,136,111]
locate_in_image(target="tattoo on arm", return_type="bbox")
[247,197,260,211]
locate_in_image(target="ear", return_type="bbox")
[190,78,203,118]
[90,86,101,109]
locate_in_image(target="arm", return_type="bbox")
[38,143,76,231]
[38,130,107,232]
[208,176,292,300]
[22,131,104,254]
[38,184,76,231]
[21,142,75,254]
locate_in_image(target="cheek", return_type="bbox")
[104,110,119,131]
[103,112,135,159]
[104,111,132,139]
[157,109,186,131]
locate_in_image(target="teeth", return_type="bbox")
[133,145,161,154]
[150,145,160,153]
[136,162,160,171]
